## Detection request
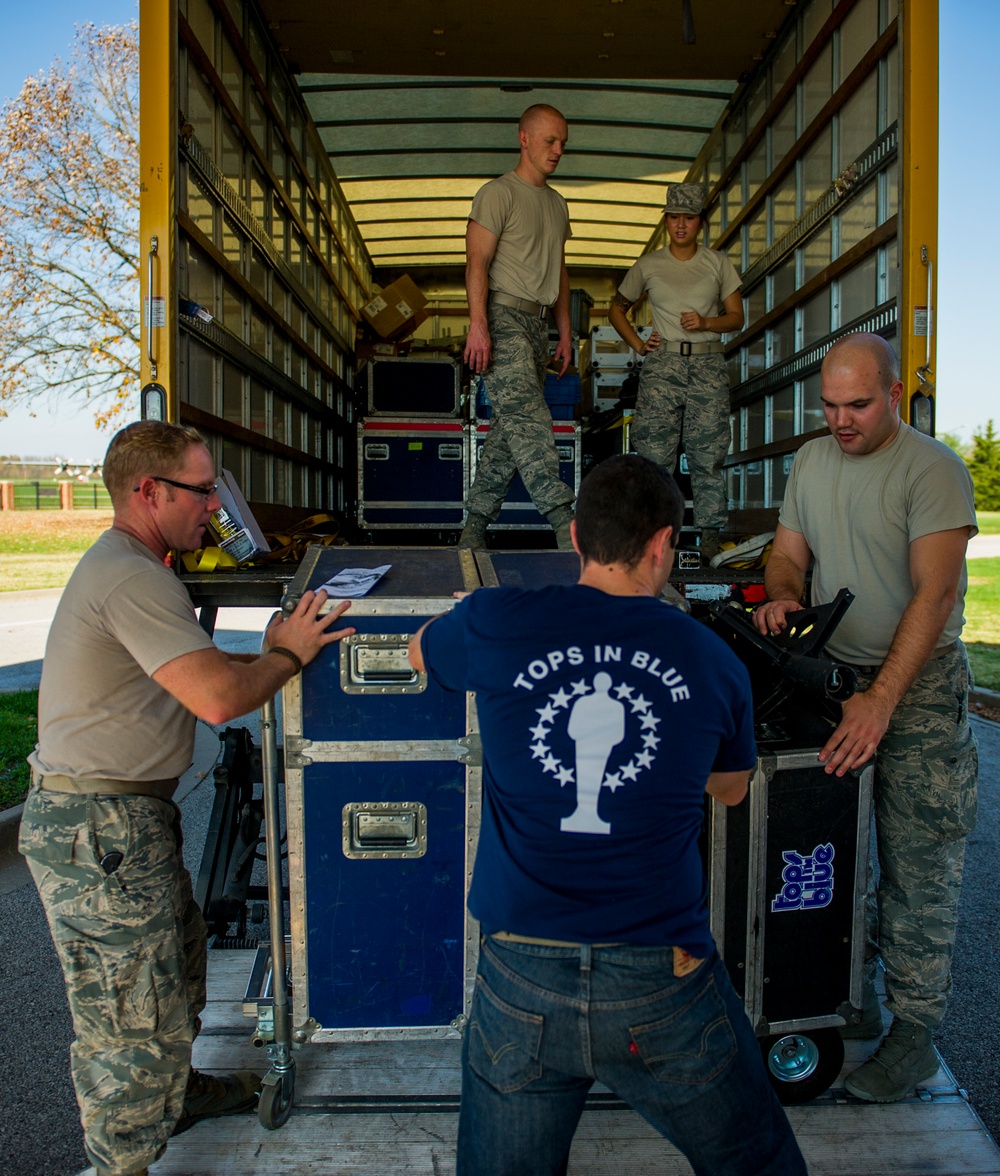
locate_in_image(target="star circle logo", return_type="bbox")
[528,674,662,793]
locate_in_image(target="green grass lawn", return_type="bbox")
[966,554,1000,693]
[0,691,37,810]
[0,511,113,592]
[976,510,1000,536]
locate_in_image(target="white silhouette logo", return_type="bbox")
[528,672,661,836]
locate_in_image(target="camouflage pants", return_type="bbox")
[630,349,731,529]
[854,644,978,1028]
[467,304,574,520]
[19,789,206,1174]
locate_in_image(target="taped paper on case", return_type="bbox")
[319,564,391,598]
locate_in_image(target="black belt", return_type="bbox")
[488,291,549,318]
[660,340,725,356]
[844,641,959,675]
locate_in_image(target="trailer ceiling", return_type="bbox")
[260,0,796,277]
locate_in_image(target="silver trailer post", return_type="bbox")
[257,620,295,1129]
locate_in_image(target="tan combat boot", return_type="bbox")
[457,512,489,548]
[843,1020,937,1102]
[545,504,575,551]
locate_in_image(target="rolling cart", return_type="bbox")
[704,590,874,1103]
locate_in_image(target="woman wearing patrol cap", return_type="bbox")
[609,182,744,562]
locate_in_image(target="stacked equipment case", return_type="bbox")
[471,421,581,531]
[357,418,467,530]
[590,324,653,412]
[279,546,482,1038]
[358,358,467,533]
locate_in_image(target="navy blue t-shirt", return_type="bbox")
[421,584,755,954]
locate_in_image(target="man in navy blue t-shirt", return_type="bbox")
[408,455,805,1176]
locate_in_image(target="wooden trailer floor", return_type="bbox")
[140,950,1000,1176]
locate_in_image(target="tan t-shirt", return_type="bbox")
[469,171,571,308]
[618,246,742,343]
[779,424,978,663]
[29,529,216,783]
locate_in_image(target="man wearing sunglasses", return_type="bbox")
[20,421,356,1176]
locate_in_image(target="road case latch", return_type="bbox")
[342,801,428,859]
[340,634,427,694]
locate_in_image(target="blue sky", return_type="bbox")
[0,0,991,459]
[0,0,138,461]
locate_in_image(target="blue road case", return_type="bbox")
[471,421,581,530]
[280,546,482,1039]
[358,417,468,530]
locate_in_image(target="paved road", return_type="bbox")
[967,531,1000,560]
[0,589,63,692]
[0,597,276,692]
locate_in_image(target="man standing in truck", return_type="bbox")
[459,103,577,551]
[754,332,978,1103]
[20,421,356,1176]
[410,455,806,1175]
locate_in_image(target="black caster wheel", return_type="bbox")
[760,1027,845,1104]
[258,1073,294,1130]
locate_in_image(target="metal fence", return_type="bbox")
[12,481,61,510]
[6,480,111,510]
[71,482,113,510]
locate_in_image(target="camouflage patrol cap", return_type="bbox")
[665,182,707,216]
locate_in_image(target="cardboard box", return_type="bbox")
[206,469,270,564]
[355,332,407,369]
[386,306,428,342]
[361,275,427,340]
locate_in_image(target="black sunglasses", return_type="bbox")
[133,476,219,500]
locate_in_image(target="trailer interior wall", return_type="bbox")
[681,0,916,510]
[140,0,935,525]
[143,0,376,524]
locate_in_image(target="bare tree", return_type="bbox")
[0,22,139,429]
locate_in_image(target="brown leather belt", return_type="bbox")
[661,340,725,355]
[489,932,705,977]
[32,771,178,802]
[492,931,624,948]
[488,290,549,318]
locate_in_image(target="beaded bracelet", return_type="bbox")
[269,646,303,675]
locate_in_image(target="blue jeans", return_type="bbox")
[457,937,806,1176]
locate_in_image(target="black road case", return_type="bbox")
[362,356,462,416]
[706,752,872,1101]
